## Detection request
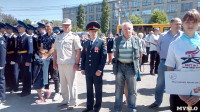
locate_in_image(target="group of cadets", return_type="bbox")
[0,20,115,103]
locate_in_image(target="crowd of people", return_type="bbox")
[0,9,200,112]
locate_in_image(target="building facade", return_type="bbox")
[63,0,200,34]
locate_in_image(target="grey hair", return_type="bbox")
[122,22,133,30]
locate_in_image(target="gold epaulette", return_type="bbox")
[13,35,17,38]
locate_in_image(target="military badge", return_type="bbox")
[21,39,23,43]
[85,48,87,52]
[94,47,99,53]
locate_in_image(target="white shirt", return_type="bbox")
[165,38,200,71]
[54,32,82,64]
[149,34,159,51]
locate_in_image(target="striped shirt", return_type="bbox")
[114,37,133,63]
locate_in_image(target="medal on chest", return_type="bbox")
[94,47,99,53]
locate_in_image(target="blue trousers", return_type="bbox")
[85,74,103,111]
[19,63,32,94]
[5,63,19,91]
[0,68,5,100]
[154,59,166,105]
[114,63,137,112]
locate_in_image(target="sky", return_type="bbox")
[0,0,104,22]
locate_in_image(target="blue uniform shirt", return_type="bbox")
[16,32,33,63]
[0,35,6,67]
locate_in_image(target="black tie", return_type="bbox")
[90,40,93,46]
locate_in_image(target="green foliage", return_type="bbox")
[23,19,31,24]
[2,14,18,26]
[71,25,83,32]
[41,19,49,24]
[52,20,62,26]
[76,4,85,30]
[100,0,110,35]
[149,9,169,24]
[129,15,143,24]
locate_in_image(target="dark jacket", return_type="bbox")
[0,35,6,67]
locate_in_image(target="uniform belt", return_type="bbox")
[118,61,133,66]
[17,50,27,54]
[7,51,15,54]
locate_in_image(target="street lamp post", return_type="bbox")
[118,0,121,25]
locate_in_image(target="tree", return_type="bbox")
[129,15,143,24]
[71,26,83,32]
[52,20,62,26]
[100,0,110,35]
[41,19,49,24]
[23,19,31,24]
[76,4,85,30]
[2,14,18,26]
[149,9,169,24]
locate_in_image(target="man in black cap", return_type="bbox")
[16,20,33,97]
[37,22,46,50]
[81,21,107,112]
[4,23,19,93]
[0,23,8,39]
[0,29,6,104]
[27,24,38,53]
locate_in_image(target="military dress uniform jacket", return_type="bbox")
[81,38,107,76]
[6,33,18,63]
[0,35,6,67]
[16,33,33,63]
[32,34,38,53]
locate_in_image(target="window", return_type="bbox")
[142,7,151,15]
[112,20,118,27]
[154,6,164,11]
[113,12,118,19]
[85,7,87,14]
[181,2,193,12]
[69,9,75,14]
[96,5,102,12]
[122,1,129,8]
[132,9,140,16]
[96,14,101,20]
[113,3,119,10]
[167,4,177,13]
[132,0,140,7]
[143,17,150,24]
[154,0,164,4]
[198,2,200,9]
[89,6,94,13]
[167,0,178,2]
[121,11,126,18]
[142,0,151,6]
[89,15,94,21]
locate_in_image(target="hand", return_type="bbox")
[25,62,30,66]
[81,70,85,75]
[73,64,79,71]
[185,96,200,106]
[53,63,58,70]
[96,70,101,76]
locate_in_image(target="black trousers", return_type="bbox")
[86,75,103,111]
[45,60,60,93]
[170,95,200,112]
[5,63,19,91]
[150,51,160,72]
[18,63,32,94]
[145,47,150,62]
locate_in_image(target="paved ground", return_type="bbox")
[0,62,171,112]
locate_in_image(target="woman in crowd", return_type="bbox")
[165,9,200,112]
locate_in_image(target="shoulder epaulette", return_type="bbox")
[0,35,2,38]
[13,35,17,38]
[26,34,30,36]
[72,32,78,36]
[33,35,38,38]
[5,34,8,36]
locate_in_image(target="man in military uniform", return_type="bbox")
[27,24,38,53]
[53,18,82,109]
[4,23,19,93]
[16,20,33,97]
[37,22,46,50]
[106,32,114,64]
[80,33,87,47]
[42,22,60,101]
[0,30,6,104]
[0,23,7,37]
[81,21,107,112]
